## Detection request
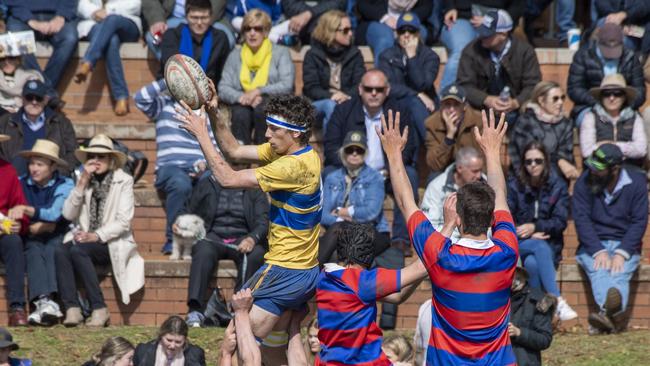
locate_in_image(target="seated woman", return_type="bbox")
[230,0,296,45]
[304,318,320,365]
[378,12,440,144]
[303,10,365,132]
[509,81,578,180]
[82,336,135,366]
[506,141,577,322]
[12,140,74,326]
[218,9,294,144]
[580,73,647,167]
[133,315,206,365]
[74,0,142,116]
[0,54,43,115]
[56,134,145,327]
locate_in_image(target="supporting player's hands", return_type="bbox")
[176,101,209,140]
[376,109,408,158]
[474,109,507,158]
[221,320,237,359]
[231,288,254,313]
[205,79,219,112]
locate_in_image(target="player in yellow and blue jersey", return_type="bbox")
[177,81,319,364]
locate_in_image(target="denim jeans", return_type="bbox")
[519,238,561,297]
[85,15,140,100]
[0,234,26,308]
[526,0,576,39]
[312,99,337,134]
[6,13,78,88]
[576,240,641,312]
[25,234,63,301]
[155,165,195,247]
[366,22,428,66]
[145,16,236,60]
[55,242,110,310]
[439,19,477,90]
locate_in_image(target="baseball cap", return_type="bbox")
[598,23,624,59]
[0,328,19,351]
[396,12,421,32]
[22,79,47,98]
[342,130,367,151]
[440,84,466,103]
[585,143,623,171]
[476,9,513,38]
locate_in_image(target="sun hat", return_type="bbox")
[588,73,637,102]
[0,328,19,351]
[74,134,127,168]
[18,139,68,168]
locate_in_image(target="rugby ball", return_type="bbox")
[164,54,213,110]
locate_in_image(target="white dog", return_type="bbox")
[171,214,206,260]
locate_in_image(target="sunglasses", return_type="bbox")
[25,94,44,103]
[87,153,109,160]
[551,95,566,102]
[524,158,544,166]
[337,27,353,35]
[361,85,386,94]
[601,90,625,98]
[243,26,265,34]
[397,27,418,35]
[344,146,365,155]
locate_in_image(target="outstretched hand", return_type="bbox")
[175,101,208,139]
[474,109,507,156]
[205,79,219,112]
[376,109,408,157]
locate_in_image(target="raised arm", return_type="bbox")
[382,259,427,304]
[377,110,419,220]
[473,109,509,212]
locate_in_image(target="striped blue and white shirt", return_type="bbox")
[134,80,218,171]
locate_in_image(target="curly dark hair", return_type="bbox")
[336,222,375,268]
[456,181,495,236]
[264,94,315,145]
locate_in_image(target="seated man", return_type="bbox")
[324,68,418,254]
[135,79,218,254]
[315,222,428,365]
[593,1,650,52]
[420,146,484,240]
[457,9,541,127]
[0,80,78,176]
[182,168,269,328]
[143,0,235,59]
[0,134,28,326]
[573,144,648,334]
[13,139,73,326]
[281,0,346,44]
[5,0,78,88]
[158,0,232,87]
[567,22,645,126]
[424,84,482,174]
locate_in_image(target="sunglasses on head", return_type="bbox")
[337,27,353,35]
[344,146,365,155]
[602,89,625,98]
[25,94,44,103]
[397,27,418,35]
[243,25,265,33]
[551,95,566,102]
[361,85,386,94]
[524,158,544,166]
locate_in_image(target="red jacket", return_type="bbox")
[0,159,29,235]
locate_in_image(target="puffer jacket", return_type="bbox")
[378,40,440,101]
[510,284,554,366]
[567,41,645,118]
[595,0,650,53]
[506,171,569,265]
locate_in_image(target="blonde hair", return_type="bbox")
[91,336,134,366]
[312,10,349,47]
[527,80,562,109]
[382,334,414,363]
[242,9,272,35]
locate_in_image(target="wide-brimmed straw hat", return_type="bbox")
[75,134,127,168]
[0,134,9,142]
[589,73,637,102]
[18,139,68,168]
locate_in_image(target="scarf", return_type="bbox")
[88,171,113,233]
[179,25,213,72]
[323,42,347,63]
[154,342,184,366]
[240,38,273,92]
[527,102,565,124]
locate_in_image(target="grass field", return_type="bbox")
[7,327,650,365]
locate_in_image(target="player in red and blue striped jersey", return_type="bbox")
[315,222,434,366]
[377,109,519,365]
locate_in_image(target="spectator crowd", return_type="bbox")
[1,0,650,365]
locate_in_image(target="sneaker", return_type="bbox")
[161,242,172,255]
[186,311,205,328]
[40,299,63,325]
[28,299,44,325]
[588,311,614,334]
[604,288,622,316]
[556,297,578,321]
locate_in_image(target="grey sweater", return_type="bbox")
[218,43,295,104]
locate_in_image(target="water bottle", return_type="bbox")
[499,86,511,102]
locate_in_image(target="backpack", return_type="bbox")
[79,137,149,184]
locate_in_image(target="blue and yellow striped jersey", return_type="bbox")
[254,143,321,269]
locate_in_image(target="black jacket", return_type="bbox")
[282,0,346,37]
[510,285,554,366]
[354,0,432,45]
[180,176,269,246]
[567,41,646,118]
[302,41,366,101]
[159,25,231,87]
[0,107,78,176]
[324,95,417,167]
[133,340,206,366]
[378,41,440,100]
